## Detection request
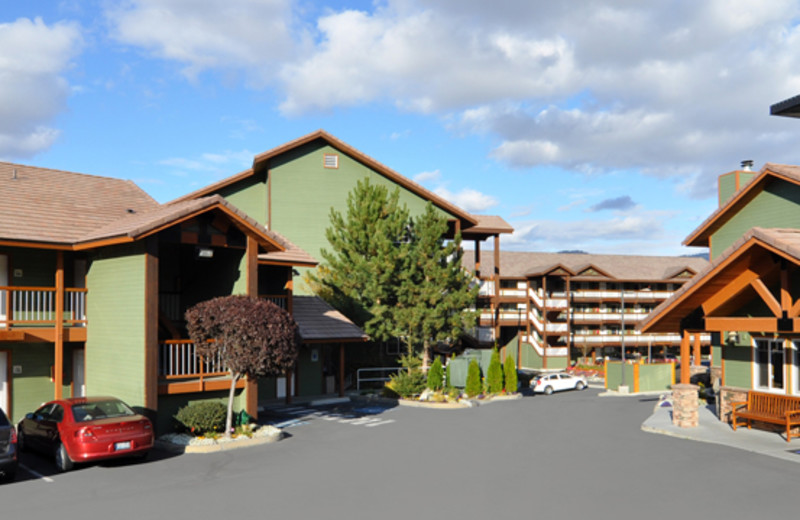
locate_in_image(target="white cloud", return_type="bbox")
[433,186,497,213]
[413,169,441,184]
[106,0,304,87]
[0,17,82,158]
[159,149,254,177]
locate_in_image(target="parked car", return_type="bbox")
[531,372,587,395]
[17,397,154,472]
[0,408,17,482]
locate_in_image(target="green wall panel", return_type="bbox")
[637,363,674,392]
[711,181,800,259]
[5,343,53,423]
[86,244,147,409]
[297,345,323,396]
[219,173,267,226]
[723,343,752,388]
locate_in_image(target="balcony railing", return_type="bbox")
[159,339,227,379]
[0,286,87,328]
[260,294,288,310]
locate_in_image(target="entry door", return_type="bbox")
[0,351,8,414]
[72,349,85,397]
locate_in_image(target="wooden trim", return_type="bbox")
[782,267,792,312]
[158,377,246,395]
[144,238,159,412]
[701,269,760,315]
[73,237,135,251]
[633,363,640,393]
[0,240,72,251]
[245,376,258,418]
[267,169,272,231]
[704,317,779,332]
[693,333,701,367]
[750,278,781,317]
[54,252,64,400]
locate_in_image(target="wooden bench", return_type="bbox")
[731,391,800,443]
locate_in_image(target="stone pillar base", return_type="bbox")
[672,383,700,428]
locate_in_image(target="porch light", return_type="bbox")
[197,247,214,259]
[727,331,739,344]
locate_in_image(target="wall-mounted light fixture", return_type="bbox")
[727,331,739,344]
[197,247,214,259]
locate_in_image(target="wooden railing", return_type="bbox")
[260,294,288,310]
[0,286,87,328]
[159,339,227,379]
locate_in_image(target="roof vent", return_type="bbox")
[741,160,754,171]
[12,168,17,180]
[126,208,136,214]
[323,153,339,169]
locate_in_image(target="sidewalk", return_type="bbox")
[641,394,800,464]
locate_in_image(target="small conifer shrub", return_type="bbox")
[465,359,482,397]
[487,348,504,394]
[427,357,444,391]
[504,355,518,393]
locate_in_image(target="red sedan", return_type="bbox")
[17,397,154,472]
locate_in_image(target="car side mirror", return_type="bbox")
[25,413,34,420]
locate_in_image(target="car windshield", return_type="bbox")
[72,400,136,422]
[0,409,8,426]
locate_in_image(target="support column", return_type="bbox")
[692,333,701,367]
[54,252,64,399]
[245,236,259,418]
[672,383,699,428]
[680,330,691,385]
[144,238,159,413]
[494,235,501,342]
[339,343,345,398]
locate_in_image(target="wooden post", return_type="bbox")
[144,239,159,412]
[692,333,701,367]
[474,241,481,277]
[245,236,258,418]
[54,251,64,399]
[680,330,691,385]
[339,343,345,398]
[494,235,500,341]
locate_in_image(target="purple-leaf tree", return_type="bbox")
[185,295,300,437]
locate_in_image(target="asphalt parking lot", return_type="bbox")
[3,389,800,519]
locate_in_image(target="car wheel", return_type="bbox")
[55,443,73,472]
[2,468,16,482]
[576,381,586,391]
[543,386,554,395]
[17,429,28,452]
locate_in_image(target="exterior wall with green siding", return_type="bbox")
[85,243,147,410]
[717,171,756,207]
[637,363,674,392]
[218,173,267,226]
[268,142,454,292]
[4,343,53,423]
[722,341,753,388]
[297,345,323,396]
[710,181,800,259]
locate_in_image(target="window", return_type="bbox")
[323,153,339,169]
[755,338,785,391]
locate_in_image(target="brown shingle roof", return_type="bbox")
[461,215,514,239]
[0,162,159,244]
[258,229,317,266]
[292,295,368,342]
[640,227,800,333]
[462,250,709,282]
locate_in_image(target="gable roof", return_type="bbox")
[75,195,288,253]
[0,161,159,246]
[258,228,318,267]
[171,130,482,230]
[460,214,514,239]
[292,295,368,343]
[462,250,709,282]
[640,227,800,333]
[684,163,800,247]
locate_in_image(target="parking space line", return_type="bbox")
[20,464,54,483]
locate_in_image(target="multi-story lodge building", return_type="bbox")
[464,251,711,370]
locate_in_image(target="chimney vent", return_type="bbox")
[741,160,754,171]
[12,168,17,180]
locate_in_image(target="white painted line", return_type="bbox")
[20,464,54,483]
[286,408,317,415]
[364,420,395,427]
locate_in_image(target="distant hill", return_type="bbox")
[681,252,709,259]
[557,250,588,254]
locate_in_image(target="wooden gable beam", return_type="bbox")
[701,269,759,315]
[750,278,782,317]
[704,317,778,332]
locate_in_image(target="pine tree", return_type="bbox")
[487,348,503,394]
[504,355,518,393]
[307,178,410,342]
[395,203,478,366]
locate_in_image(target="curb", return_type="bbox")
[155,428,283,454]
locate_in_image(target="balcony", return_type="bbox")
[158,339,244,395]
[0,286,87,341]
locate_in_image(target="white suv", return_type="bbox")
[531,372,587,395]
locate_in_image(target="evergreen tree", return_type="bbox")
[427,357,444,391]
[487,348,503,394]
[504,355,518,393]
[395,203,478,366]
[307,178,410,342]
[465,359,482,397]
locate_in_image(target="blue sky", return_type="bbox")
[4,1,800,256]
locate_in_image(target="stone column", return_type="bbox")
[672,383,700,428]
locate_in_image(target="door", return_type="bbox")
[72,349,85,397]
[0,351,7,414]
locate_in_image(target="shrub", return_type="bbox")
[504,355,518,393]
[445,358,453,390]
[175,401,227,435]
[487,348,504,394]
[465,359,482,397]
[386,369,427,398]
[427,357,444,391]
